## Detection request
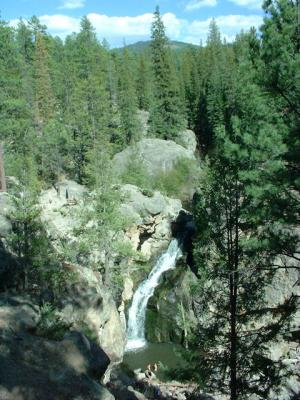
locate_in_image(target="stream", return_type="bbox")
[124,342,185,380]
[126,239,182,351]
[125,239,183,376]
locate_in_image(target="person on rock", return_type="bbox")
[145,363,158,380]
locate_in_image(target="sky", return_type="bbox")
[1,0,265,47]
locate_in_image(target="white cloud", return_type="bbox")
[9,12,263,47]
[58,0,85,10]
[185,0,217,11]
[87,12,185,39]
[39,14,80,35]
[228,0,262,10]
[186,14,263,44]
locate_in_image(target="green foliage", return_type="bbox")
[119,157,151,190]
[188,56,299,399]
[0,8,298,399]
[76,321,98,342]
[120,156,198,199]
[149,6,185,139]
[75,142,129,286]
[136,55,153,111]
[42,267,78,298]
[6,158,47,289]
[261,0,300,192]
[37,303,71,341]
[116,47,141,146]
[154,158,198,198]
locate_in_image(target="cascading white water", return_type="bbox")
[126,239,182,351]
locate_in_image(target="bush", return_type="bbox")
[36,303,71,341]
[120,158,152,190]
[121,158,198,199]
[77,321,98,342]
[154,157,197,198]
[120,156,198,200]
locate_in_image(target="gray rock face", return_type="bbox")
[176,129,197,154]
[137,110,149,138]
[40,179,182,263]
[112,138,195,177]
[0,295,114,400]
[121,184,182,259]
[56,179,88,200]
[39,179,88,240]
[0,215,11,237]
[39,180,183,360]
[63,331,111,380]
[0,193,12,237]
[59,264,126,364]
[0,295,40,334]
[146,266,197,343]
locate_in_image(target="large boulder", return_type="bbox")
[120,184,182,259]
[0,242,21,291]
[137,110,149,138]
[0,193,12,237]
[39,180,87,240]
[0,295,114,400]
[59,264,126,364]
[0,295,40,334]
[146,266,197,343]
[175,129,197,155]
[112,138,195,177]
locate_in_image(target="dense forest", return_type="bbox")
[0,1,299,400]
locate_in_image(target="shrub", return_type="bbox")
[120,156,198,199]
[154,157,198,198]
[36,303,71,341]
[120,158,152,191]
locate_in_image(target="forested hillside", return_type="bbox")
[0,1,299,400]
[114,40,199,55]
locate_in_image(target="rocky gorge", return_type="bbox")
[0,132,201,399]
[0,129,299,400]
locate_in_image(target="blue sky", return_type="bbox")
[2,0,264,47]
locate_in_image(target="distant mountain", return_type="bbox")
[113,40,199,54]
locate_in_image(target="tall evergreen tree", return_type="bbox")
[64,17,111,183]
[136,54,153,111]
[7,156,47,289]
[34,32,56,131]
[179,48,201,130]
[117,47,140,147]
[79,142,125,287]
[188,57,299,400]
[0,19,32,177]
[149,6,185,139]
[196,20,236,152]
[260,0,300,191]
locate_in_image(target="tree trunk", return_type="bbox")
[104,252,112,287]
[0,144,7,192]
[230,272,238,400]
[230,178,240,400]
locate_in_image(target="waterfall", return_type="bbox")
[126,239,182,351]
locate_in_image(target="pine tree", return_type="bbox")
[34,32,56,131]
[7,157,48,289]
[117,46,140,147]
[196,20,236,152]
[64,17,112,183]
[260,0,300,191]
[149,6,185,139]
[0,19,32,176]
[79,141,125,287]
[179,48,200,130]
[188,58,299,399]
[136,54,153,111]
